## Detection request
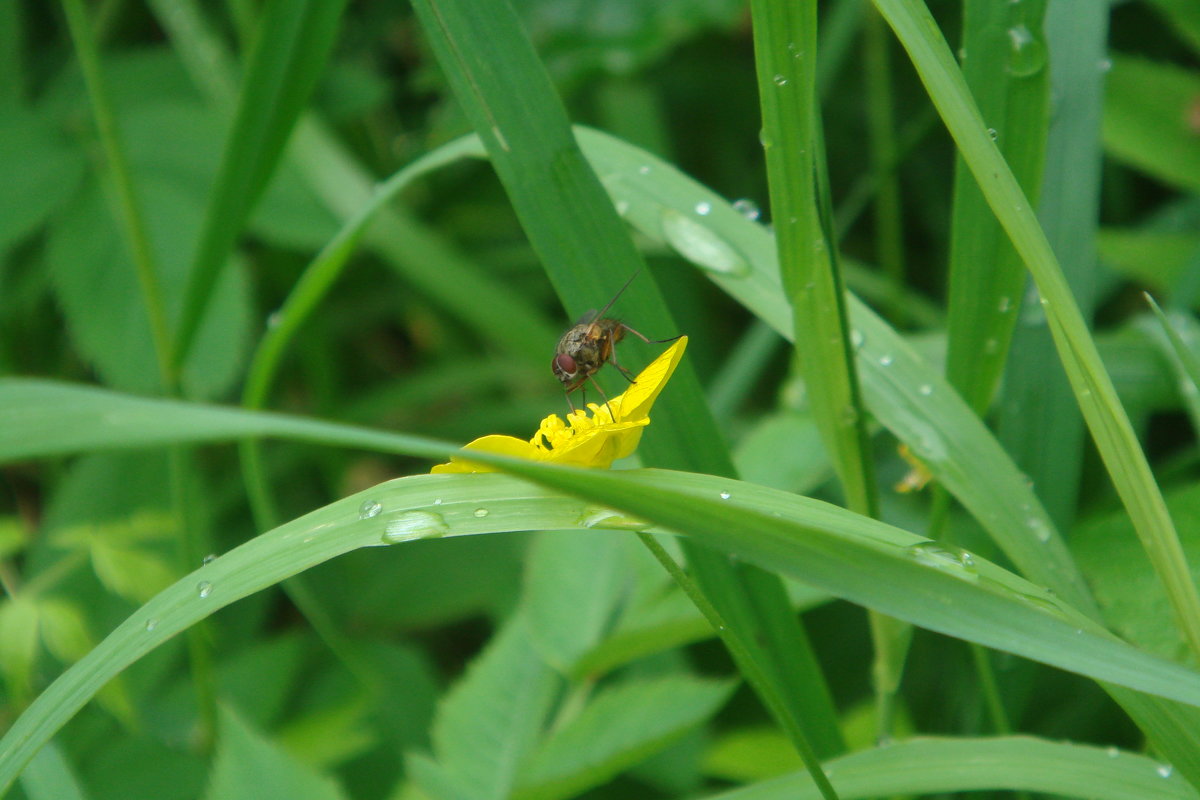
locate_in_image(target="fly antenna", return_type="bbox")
[592,268,642,321]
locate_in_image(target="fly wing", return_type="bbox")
[575,308,598,326]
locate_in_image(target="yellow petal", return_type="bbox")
[546,419,649,468]
[431,434,540,473]
[612,336,688,422]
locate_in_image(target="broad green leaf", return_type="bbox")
[46,177,250,399]
[1100,229,1200,292]
[1075,482,1200,663]
[277,697,375,769]
[515,674,737,800]
[37,599,95,665]
[204,705,348,800]
[0,595,39,701]
[701,736,1198,800]
[704,726,804,782]
[522,531,634,672]
[1104,56,1200,194]
[422,615,558,800]
[0,107,86,252]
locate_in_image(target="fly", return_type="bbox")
[551,269,680,414]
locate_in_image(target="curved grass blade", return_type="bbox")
[6,383,1200,790]
[4,458,1200,793]
[173,0,347,369]
[871,0,1200,660]
[703,736,1197,800]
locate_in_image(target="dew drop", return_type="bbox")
[197,581,213,599]
[638,164,652,175]
[1098,56,1112,73]
[879,354,894,366]
[850,329,865,349]
[382,511,450,544]
[1028,517,1052,543]
[615,199,630,216]
[1158,764,1174,779]
[1106,746,1119,758]
[918,384,933,396]
[660,208,751,277]
[358,499,383,519]
[719,491,732,500]
[984,337,999,354]
[732,198,761,221]
[987,127,999,142]
[905,542,979,579]
[145,618,158,632]
[201,553,216,565]
[694,200,713,216]
[1006,24,1046,77]
[773,73,788,86]
[997,295,1012,313]
[433,498,444,505]
[581,507,651,531]
[266,310,283,330]
[473,508,490,518]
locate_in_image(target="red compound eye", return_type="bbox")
[552,353,577,376]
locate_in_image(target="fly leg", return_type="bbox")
[619,323,683,346]
[588,376,617,421]
[614,324,683,385]
[606,343,638,384]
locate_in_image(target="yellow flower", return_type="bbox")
[432,336,688,473]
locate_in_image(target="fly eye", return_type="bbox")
[553,353,577,376]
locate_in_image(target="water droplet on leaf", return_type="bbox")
[660,208,751,277]
[732,198,761,221]
[382,511,450,544]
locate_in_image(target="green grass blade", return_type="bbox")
[750,0,876,516]
[862,8,907,319]
[569,126,1093,612]
[151,0,559,361]
[240,135,488,410]
[409,0,845,769]
[997,2,1106,531]
[172,0,347,371]
[872,0,1200,662]
[944,0,1048,413]
[703,736,1198,800]
[1145,298,1200,433]
[6,454,1200,793]
[60,0,173,385]
[749,0,883,755]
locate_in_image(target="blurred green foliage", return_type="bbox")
[4,0,1200,798]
